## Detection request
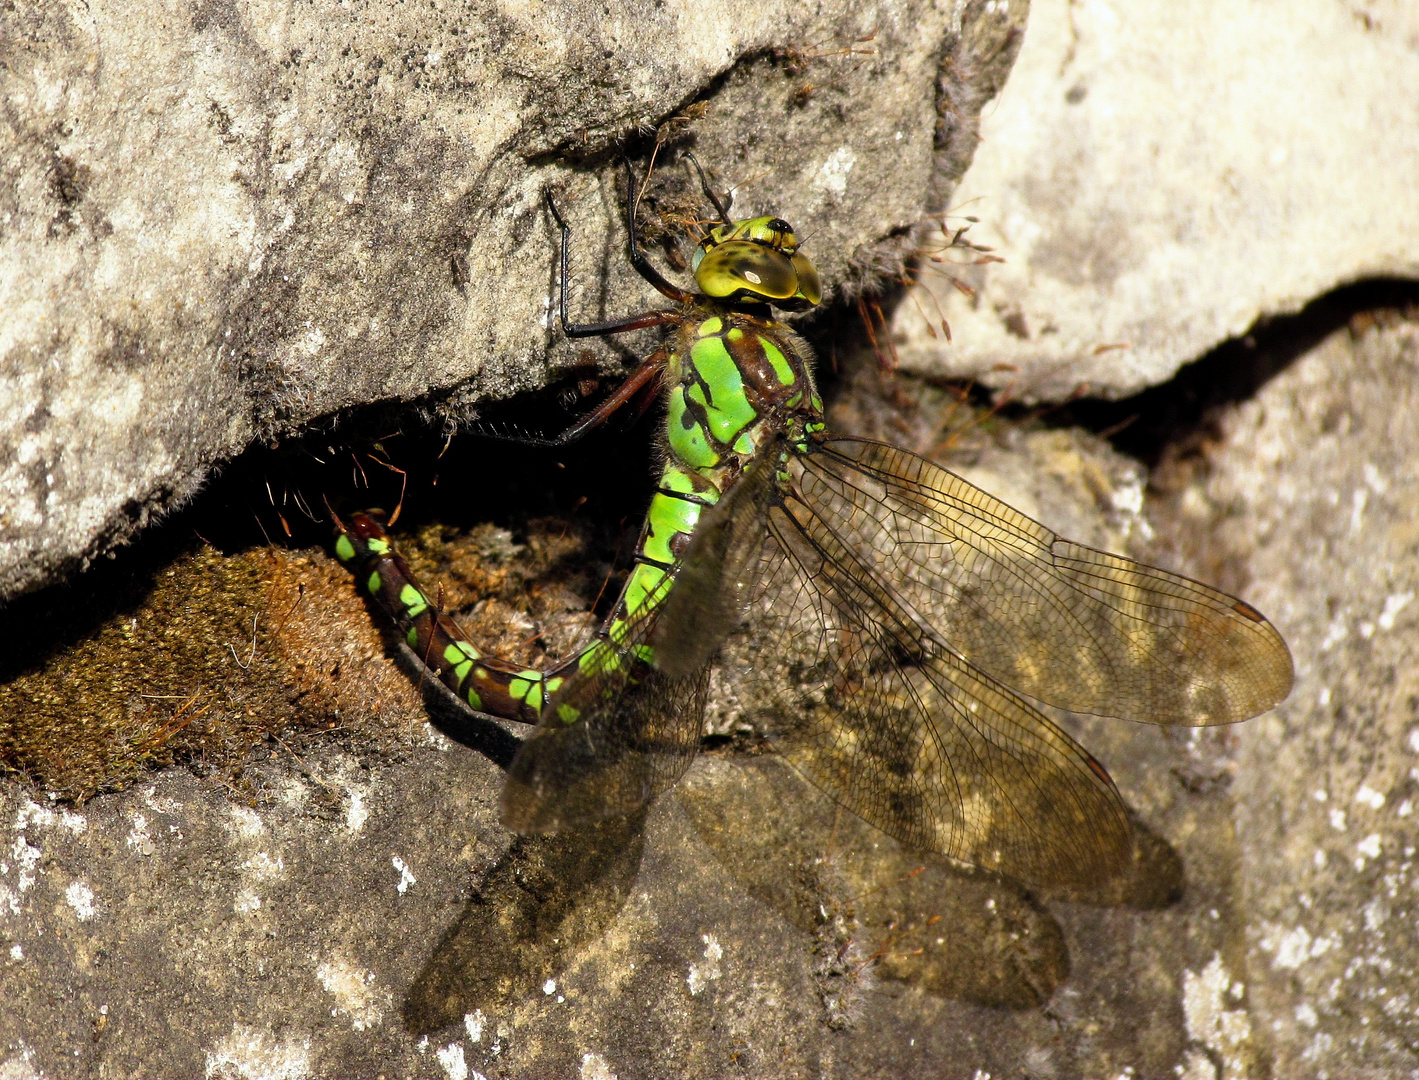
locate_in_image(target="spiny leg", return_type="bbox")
[544,188,688,338]
[532,176,684,447]
[618,154,697,304]
[483,347,668,449]
[683,152,732,226]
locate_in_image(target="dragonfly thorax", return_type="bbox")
[664,312,824,481]
[692,216,823,311]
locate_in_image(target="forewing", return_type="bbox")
[502,579,712,834]
[799,438,1293,725]
[722,494,1133,889]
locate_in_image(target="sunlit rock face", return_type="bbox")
[892,0,1419,402]
[5,3,1418,1077]
[3,0,1005,601]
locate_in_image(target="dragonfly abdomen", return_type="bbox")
[332,467,718,731]
[329,316,823,731]
[334,512,563,722]
[544,315,823,699]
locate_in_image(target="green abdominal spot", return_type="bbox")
[508,671,545,713]
[334,535,357,562]
[444,641,481,664]
[399,583,428,617]
[622,563,668,620]
[579,641,622,677]
[442,642,481,687]
[643,490,702,566]
[660,464,700,497]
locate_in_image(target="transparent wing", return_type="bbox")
[652,447,781,679]
[501,574,712,834]
[504,446,781,833]
[723,489,1133,888]
[798,437,1293,726]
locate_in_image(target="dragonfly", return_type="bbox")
[334,157,1294,890]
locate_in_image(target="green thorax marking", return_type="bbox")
[664,312,820,475]
[688,336,758,445]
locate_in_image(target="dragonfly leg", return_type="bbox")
[334,511,575,725]
[683,152,731,226]
[486,347,668,449]
[619,155,698,304]
[544,190,687,338]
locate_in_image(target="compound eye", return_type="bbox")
[695,241,797,301]
[790,253,822,306]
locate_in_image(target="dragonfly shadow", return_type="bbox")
[402,810,648,1036]
[677,753,1182,1012]
[1031,809,1184,910]
[408,651,527,770]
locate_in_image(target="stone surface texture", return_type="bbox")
[5,320,1419,1077]
[1,0,1014,601]
[1206,318,1419,1080]
[2,404,1268,1079]
[5,1,1419,1077]
[891,0,1419,400]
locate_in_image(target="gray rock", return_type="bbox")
[9,1,1416,1076]
[1,0,1022,601]
[1198,317,1419,1079]
[890,0,1419,400]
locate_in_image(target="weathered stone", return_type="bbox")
[10,2,1418,1076]
[1197,316,1419,1078]
[1,0,1022,601]
[891,0,1419,401]
[0,371,1288,1078]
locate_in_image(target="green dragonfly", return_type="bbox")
[334,159,1293,890]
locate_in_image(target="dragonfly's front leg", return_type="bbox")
[544,182,690,337]
[334,511,562,724]
[495,347,668,449]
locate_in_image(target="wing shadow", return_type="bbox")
[402,810,647,1035]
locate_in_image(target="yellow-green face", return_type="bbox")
[691,216,823,310]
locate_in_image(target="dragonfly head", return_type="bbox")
[691,217,823,311]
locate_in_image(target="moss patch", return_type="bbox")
[1,514,605,802]
[0,547,427,799]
